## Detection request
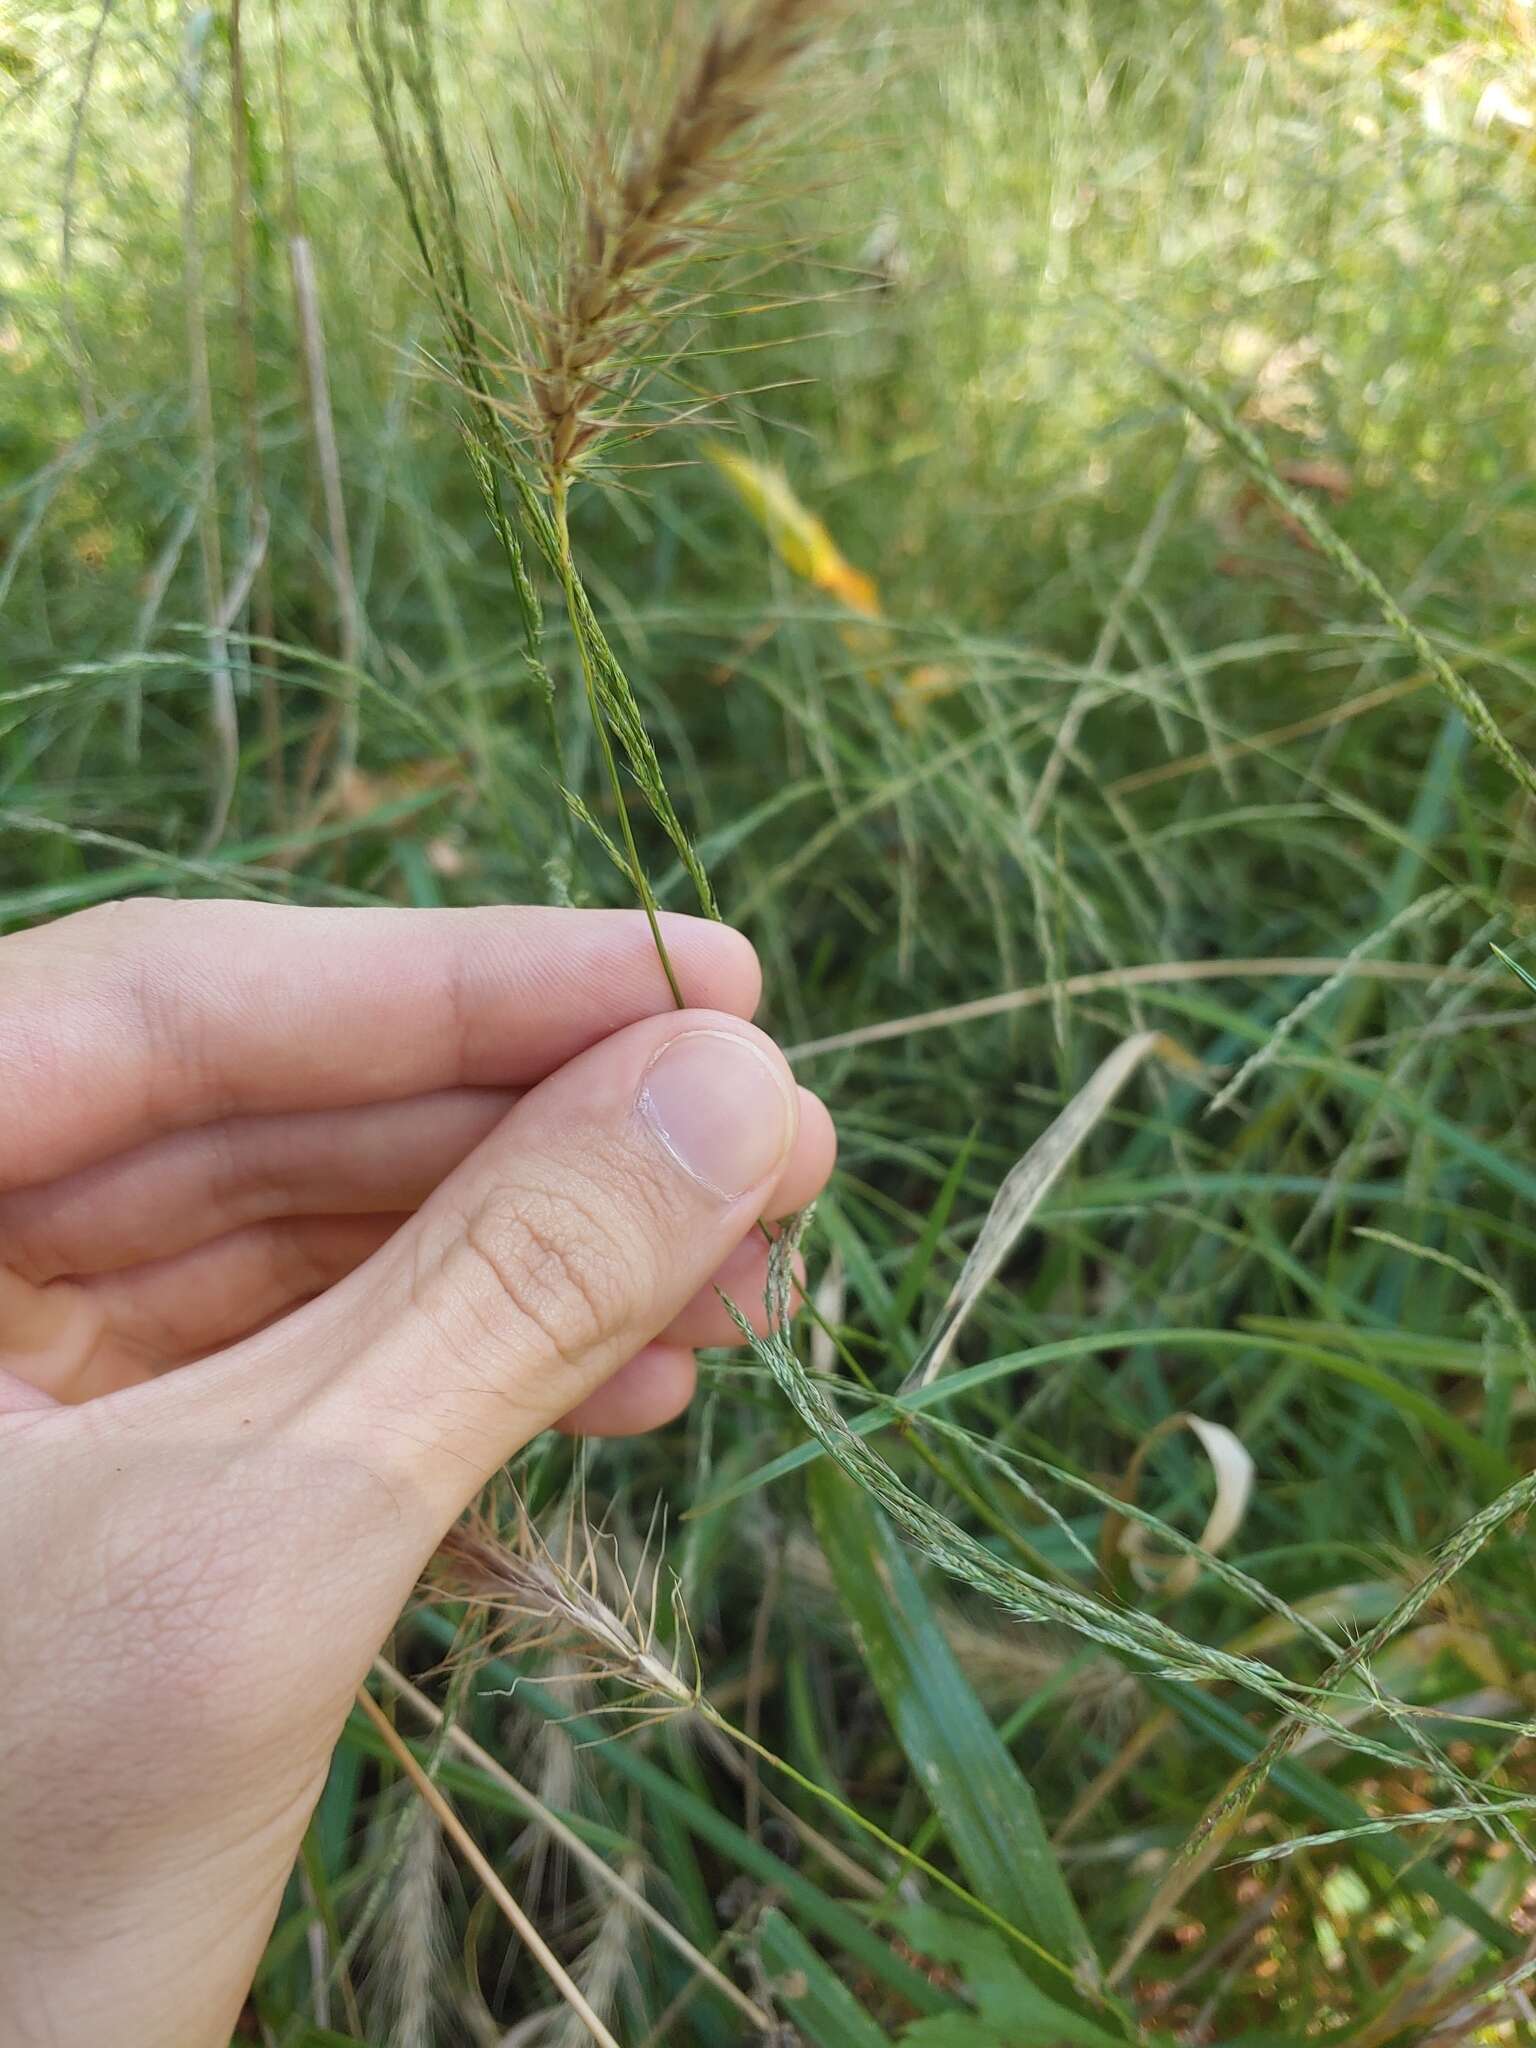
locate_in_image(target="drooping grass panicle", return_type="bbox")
[1146,348,1536,807]
[735,1223,1514,1811]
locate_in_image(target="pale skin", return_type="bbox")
[0,898,835,2047]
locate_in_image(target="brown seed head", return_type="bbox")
[532,0,835,484]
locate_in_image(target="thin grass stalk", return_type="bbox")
[179,3,238,852]
[348,0,566,801]
[59,0,111,428]
[295,1829,363,2032]
[289,234,363,794]
[227,0,285,827]
[1147,352,1536,805]
[550,476,684,1002]
[1024,458,1186,832]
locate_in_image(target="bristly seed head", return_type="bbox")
[527,0,837,489]
[435,1503,700,1714]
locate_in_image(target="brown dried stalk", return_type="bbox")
[529,0,833,482]
[354,1687,623,2048]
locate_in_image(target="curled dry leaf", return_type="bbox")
[909,1030,1195,1389]
[1108,1414,1257,1597]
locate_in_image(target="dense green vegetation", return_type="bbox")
[7,1,1536,2039]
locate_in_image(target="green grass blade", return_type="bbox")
[808,1465,1100,1989]
[413,1610,956,2017]
[755,1908,897,2047]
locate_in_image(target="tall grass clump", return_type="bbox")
[9,0,1536,2038]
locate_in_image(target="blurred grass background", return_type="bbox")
[8,1,1536,2041]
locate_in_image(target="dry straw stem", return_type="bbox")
[786,954,1491,1061]
[353,1684,623,2048]
[1107,673,1427,797]
[529,0,837,485]
[370,1655,774,2030]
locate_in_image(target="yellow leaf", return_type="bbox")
[708,444,882,618]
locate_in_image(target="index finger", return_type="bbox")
[0,900,760,1192]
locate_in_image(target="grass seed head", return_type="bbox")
[527,0,838,484]
[436,1504,699,1714]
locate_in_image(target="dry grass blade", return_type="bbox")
[909,1030,1191,1388]
[787,955,1489,1061]
[353,1686,623,2048]
[1107,1414,1256,1597]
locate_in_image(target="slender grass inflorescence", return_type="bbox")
[356,0,840,999]
[524,0,838,998]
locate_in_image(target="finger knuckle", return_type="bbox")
[421,1171,636,1379]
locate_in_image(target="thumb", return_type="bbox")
[280,1009,797,1529]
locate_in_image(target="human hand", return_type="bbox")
[0,899,833,2048]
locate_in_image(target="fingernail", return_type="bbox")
[638,1029,796,1199]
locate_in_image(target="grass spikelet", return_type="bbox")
[551,1868,643,2048]
[368,1800,447,2048]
